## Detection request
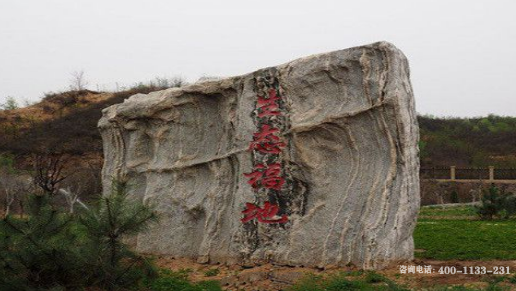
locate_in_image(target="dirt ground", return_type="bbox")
[154,257,516,290]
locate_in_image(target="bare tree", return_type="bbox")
[470,183,483,202]
[69,70,89,91]
[22,98,34,107]
[154,77,169,88]
[153,76,186,89]
[0,170,32,218]
[58,186,88,214]
[33,153,68,195]
[170,76,186,87]
[55,162,101,214]
[2,187,16,217]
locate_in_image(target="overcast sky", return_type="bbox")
[1,0,514,117]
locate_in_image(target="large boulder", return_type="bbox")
[98,41,419,269]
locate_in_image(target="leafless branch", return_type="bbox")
[33,153,68,195]
[69,70,88,91]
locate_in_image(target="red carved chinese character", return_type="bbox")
[257,89,280,106]
[248,124,286,154]
[262,163,284,190]
[257,89,281,117]
[257,103,280,117]
[243,164,265,188]
[241,201,288,223]
[244,163,284,190]
[254,142,286,154]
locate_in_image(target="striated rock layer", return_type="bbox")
[98,41,420,269]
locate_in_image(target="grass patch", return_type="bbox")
[289,271,511,291]
[287,272,407,291]
[204,268,220,277]
[427,285,508,291]
[146,269,222,291]
[419,205,478,218]
[414,218,516,260]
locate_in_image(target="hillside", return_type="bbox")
[0,85,173,160]
[419,115,516,168]
[1,89,515,169]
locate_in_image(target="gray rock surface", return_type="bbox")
[98,41,420,269]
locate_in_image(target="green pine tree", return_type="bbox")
[0,193,86,290]
[476,185,516,220]
[78,181,159,290]
[0,181,159,290]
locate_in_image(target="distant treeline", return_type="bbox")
[419,115,516,168]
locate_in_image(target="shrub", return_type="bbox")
[1,97,19,110]
[0,180,160,290]
[476,185,516,220]
[0,194,86,290]
[364,271,387,283]
[78,181,159,290]
[204,268,220,277]
[450,190,459,203]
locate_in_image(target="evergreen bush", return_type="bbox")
[0,181,159,290]
[476,185,516,220]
